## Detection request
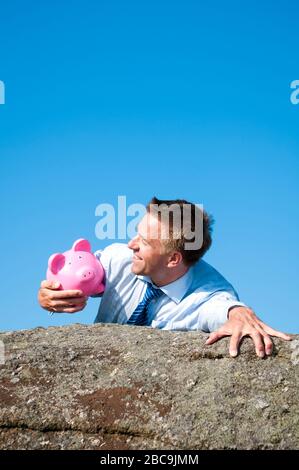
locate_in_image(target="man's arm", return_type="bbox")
[205,305,292,357]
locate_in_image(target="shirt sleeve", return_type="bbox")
[94,249,109,273]
[196,291,246,332]
[91,248,112,298]
[92,243,132,298]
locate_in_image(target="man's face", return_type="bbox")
[128,213,170,278]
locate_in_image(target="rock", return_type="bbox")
[0,323,298,450]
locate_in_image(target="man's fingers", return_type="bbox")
[204,306,292,359]
[249,331,266,358]
[229,331,243,357]
[263,334,273,356]
[40,280,61,289]
[248,322,274,356]
[57,305,86,314]
[257,322,292,341]
[39,280,84,298]
[48,290,84,300]
[52,297,87,309]
[50,299,87,313]
[205,330,227,345]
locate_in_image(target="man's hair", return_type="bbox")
[146,196,214,267]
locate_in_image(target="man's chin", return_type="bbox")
[131,265,140,274]
[131,263,144,275]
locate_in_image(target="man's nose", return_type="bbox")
[128,236,139,250]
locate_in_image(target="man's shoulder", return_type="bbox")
[95,242,131,256]
[192,258,220,277]
[94,243,132,270]
[190,258,236,293]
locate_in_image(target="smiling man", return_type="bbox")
[38,196,291,357]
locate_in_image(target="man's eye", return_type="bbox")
[142,239,148,245]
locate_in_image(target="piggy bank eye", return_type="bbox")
[68,262,72,265]
[79,256,82,259]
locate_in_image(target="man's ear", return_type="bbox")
[167,251,183,267]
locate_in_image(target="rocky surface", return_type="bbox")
[0,323,298,450]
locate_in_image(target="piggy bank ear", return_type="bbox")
[48,253,65,274]
[72,239,91,253]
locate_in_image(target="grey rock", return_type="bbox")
[0,323,298,449]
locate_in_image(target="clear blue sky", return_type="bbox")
[0,0,298,333]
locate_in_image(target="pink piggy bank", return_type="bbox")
[46,239,105,296]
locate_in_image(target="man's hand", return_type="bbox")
[38,280,87,313]
[205,306,292,357]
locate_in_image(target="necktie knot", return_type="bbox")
[127,282,163,326]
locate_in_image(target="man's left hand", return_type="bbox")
[205,306,292,357]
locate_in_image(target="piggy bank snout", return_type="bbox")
[77,266,96,281]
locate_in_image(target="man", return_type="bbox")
[38,197,291,357]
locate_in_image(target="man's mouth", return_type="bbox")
[133,254,142,261]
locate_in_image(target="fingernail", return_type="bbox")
[258,352,265,358]
[230,350,238,357]
[53,282,59,288]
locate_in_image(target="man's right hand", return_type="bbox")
[38,280,88,313]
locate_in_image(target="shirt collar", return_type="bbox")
[137,269,192,304]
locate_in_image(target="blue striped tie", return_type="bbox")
[127,282,163,326]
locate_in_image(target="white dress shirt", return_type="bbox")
[95,243,245,332]
[93,243,246,332]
